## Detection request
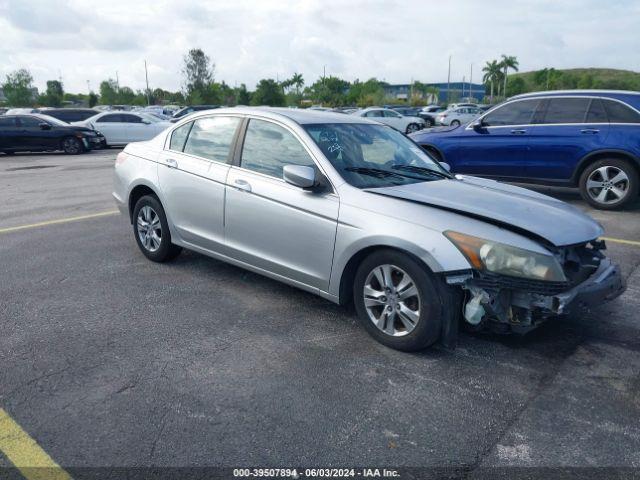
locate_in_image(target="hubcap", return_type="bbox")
[407,124,419,133]
[586,166,630,205]
[137,205,162,252]
[63,138,79,153]
[363,264,421,337]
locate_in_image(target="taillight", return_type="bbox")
[115,151,128,165]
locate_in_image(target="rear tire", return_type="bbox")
[450,120,461,127]
[424,118,434,127]
[132,195,182,262]
[579,158,639,210]
[405,123,421,134]
[353,249,449,351]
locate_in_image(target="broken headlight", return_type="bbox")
[444,231,567,282]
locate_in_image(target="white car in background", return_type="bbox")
[435,106,483,127]
[351,107,425,134]
[75,111,171,147]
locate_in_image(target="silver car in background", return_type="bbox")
[436,106,483,126]
[351,107,426,134]
[113,108,624,351]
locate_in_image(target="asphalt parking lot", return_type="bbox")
[1,150,639,477]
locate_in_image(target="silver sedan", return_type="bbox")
[113,108,624,351]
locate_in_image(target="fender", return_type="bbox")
[572,148,640,184]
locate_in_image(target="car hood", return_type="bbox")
[366,176,603,246]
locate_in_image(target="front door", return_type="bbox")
[224,118,339,291]
[158,115,241,252]
[0,117,19,150]
[447,98,542,179]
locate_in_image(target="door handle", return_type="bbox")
[510,129,527,135]
[165,158,178,169]
[580,129,600,134]
[233,178,252,193]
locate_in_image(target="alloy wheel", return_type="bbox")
[406,123,420,134]
[62,137,80,154]
[137,205,162,252]
[363,264,421,337]
[586,166,630,205]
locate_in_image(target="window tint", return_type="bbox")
[0,117,17,127]
[383,110,400,118]
[603,99,640,123]
[169,122,193,152]
[183,116,240,162]
[365,110,383,118]
[18,116,43,127]
[120,114,142,123]
[241,119,315,178]
[483,99,540,126]
[97,114,121,123]
[541,98,590,124]
[586,98,607,123]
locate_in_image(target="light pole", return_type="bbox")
[446,55,451,105]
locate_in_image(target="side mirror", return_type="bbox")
[471,119,485,131]
[439,162,451,172]
[283,165,316,189]
[39,123,51,130]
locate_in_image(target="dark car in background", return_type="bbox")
[170,105,219,122]
[411,90,640,210]
[0,114,103,154]
[417,106,446,127]
[44,108,99,123]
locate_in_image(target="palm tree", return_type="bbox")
[500,55,519,98]
[290,73,304,95]
[482,60,501,103]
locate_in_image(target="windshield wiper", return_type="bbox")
[390,164,452,179]
[344,167,406,179]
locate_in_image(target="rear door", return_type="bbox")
[157,115,241,252]
[526,97,610,181]
[446,98,541,178]
[224,118,339,291]
[382,109,405,131]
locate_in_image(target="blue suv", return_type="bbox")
[410,90,640,209]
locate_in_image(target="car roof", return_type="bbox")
[511,89,640,100]
[190,106,376,125]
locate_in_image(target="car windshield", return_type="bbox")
[304,123,451,189]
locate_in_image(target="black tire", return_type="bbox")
[353,249,450,351]
[61,136,83,154]
[424,118,434,127]
[450,120,461,127]
[132,195,182,262]
[579,158,639,210]
[405,123,421,134]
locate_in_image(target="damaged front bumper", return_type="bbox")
[446,257,626,334]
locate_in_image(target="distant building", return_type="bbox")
[383,82,485,103]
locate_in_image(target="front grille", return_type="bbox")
[474,272,570,296]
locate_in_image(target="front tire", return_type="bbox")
[353,249,447,351]
[450,120,461,127]
[405,123,421,134]
[579,159,639,210]
[61,136,83,154]
[132,195,182,262]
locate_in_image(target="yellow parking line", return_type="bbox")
[601,236,640,247]
[0,210,118,235]
[0,408,72,480]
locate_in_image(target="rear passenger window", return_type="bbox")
[241,119,315,178]
[483,99,539,126]
[365,110,383,118]
[541,98,590,124]
[603,100,640,123]
[183,116,240,163]
[169,122,193,152]
[585,99,607,123]
[121,114,142,123]
[0,117,17,127]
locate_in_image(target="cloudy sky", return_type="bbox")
[1,0,638,94]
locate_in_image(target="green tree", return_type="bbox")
[99,79,119,105]
[482,60,502,102]
[41,80,64,107]
[505,77,526,96]
[308,76,349,106]
[499,55,519,97]
[2,69,35,106]
[235,84,251,105]
[346,78,385,106]
[251,79,285,106]
[290,72,304,95]
[182,48,215,103]
[117,86,135,104]
[88,92,98,107]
